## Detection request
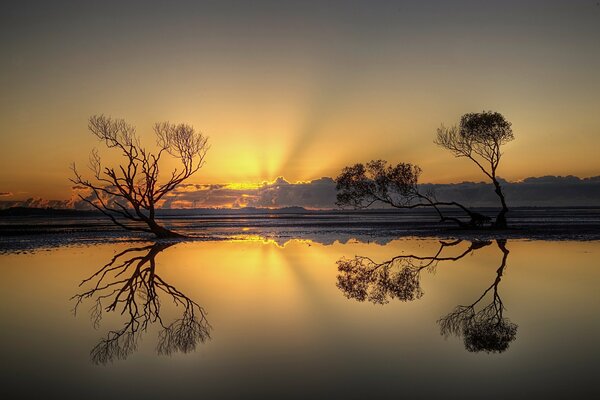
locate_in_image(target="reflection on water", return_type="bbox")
[1,237,598,398]
[438,240,516,353]
[72,242,211,364]
[337,239,517,353]
[336,239,491,304]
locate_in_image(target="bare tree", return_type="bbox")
[336,160,491,228]
[71,115,209,238]
[71,242,211,364]
[435,111,514,228]
[336,240,492,304]
[438,240,517,353]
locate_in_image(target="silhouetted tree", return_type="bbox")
[336,240,492,304]
[336,160,491,227]
[71,115,209,238]
[436,111,514,228]
[438,240,517,353]
[71,242,211,364]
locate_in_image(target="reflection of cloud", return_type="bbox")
[0,192,12,197]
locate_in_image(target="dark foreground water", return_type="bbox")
[0,236,598,399]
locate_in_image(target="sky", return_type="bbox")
[1,0,599,205]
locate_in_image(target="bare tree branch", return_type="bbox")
[71,115,209,238]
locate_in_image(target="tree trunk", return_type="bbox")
[492,179,509,229]
[147,220,184,238]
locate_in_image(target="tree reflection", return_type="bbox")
[336,239,517,353]
[337,240,492,304]
[438,240,517,353]
[72,242,211,364]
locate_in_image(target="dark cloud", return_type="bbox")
[246,177,337,209]
[0,192,13,197]
[420,176,600,207]
[155,175,600,209]
[1,175,599,210]
[161,177,337,209]
[0,197,71,209]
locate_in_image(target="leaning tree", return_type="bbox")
[335,160,490,227]
[435,111,514,228]
[71,115,209,238]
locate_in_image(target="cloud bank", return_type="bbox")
[1,176,599,210]
[420,176,600,207]
[161,177,337,209]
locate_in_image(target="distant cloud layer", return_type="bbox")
[1,176,599,210]
[161,177,337,209]
[420,176,600,207]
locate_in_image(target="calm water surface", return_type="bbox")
[0,238,598,399]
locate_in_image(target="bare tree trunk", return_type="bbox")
[147,220,184,238]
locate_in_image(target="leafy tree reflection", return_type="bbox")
[438,240,516,353]
[336,239,517,353]
[72,242,211,364]
[337,240,491,304]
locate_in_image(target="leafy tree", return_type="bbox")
[336,160,490,227]
[71,115,209,238]
[436,111,514,228]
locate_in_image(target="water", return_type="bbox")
[2,207,600,253]
[0,236,598,398]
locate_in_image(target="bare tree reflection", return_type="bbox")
[336,239,517,353]
[438,240,517,353]
[72,242,211,364]
[336,240,492,304]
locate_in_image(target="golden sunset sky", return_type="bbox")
[1,1,599,202]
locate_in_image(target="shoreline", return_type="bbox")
[2,224,600,255]
[2,207,600,253]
